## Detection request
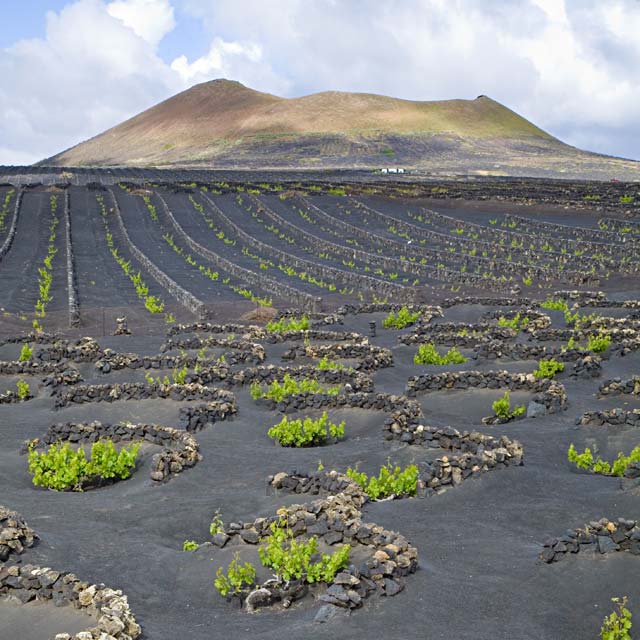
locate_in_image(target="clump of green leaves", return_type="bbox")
[183,540,199,552]
[172,365,187,385]
[258,520,350,583]
[497,312,530,331]
[540,296,569,312]
[587,333,611,353]
[28,440,139,491]
[601,596,632,640]
[210,510,224,536]
[346,461,419,499]
[16,380,31,401]
[250,374,340,402]
[533,358,565,379]
[568,444,640,477]
[268,411,345,447]
[413,343,467,365]
[266,315,310,332]
[383,307,421,329]
[214,552,256,596]
[18,344,33,362]
[492,390,525,421]
[317,355,346,371]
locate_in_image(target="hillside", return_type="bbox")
[43,79,640,179]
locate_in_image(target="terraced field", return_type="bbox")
[0,171,639,640]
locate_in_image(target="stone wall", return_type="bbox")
[34,421,202,483]
[0,506,36,562]
[599,376,640,396]
[221,490,418,615]
[157,193,323,313]
[160,336,265,362]
[0,189,23,263]
[177,401,238,432]
[0,564,142,640]
[406,370,568,414]
[577,408,640,427]
[539,518,639,563]
[281,343,393,371]
[63,189,80,328]
[239,194,416,300]
[54,382,236,408]
[109,188,207,318]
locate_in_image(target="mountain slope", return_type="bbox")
[42,79,640,179]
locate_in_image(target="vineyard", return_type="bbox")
[0,170,639,640]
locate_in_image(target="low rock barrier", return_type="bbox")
[281,343,393,371]
[406,370,568,415]
[577,408,640,427]
[54,382,236,408]
[539,518,639,563]
[599,376,640,396]
[0,506,36,562]
[177,400,238,432]
[0,564,141,639]
[33,421,202,482]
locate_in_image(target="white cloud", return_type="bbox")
[1,0,640,163]
[107,0,175,46]
[171,37,290,95]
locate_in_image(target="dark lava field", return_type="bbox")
[0,169,638,640]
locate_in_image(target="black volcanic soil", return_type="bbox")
[1,304,639,640]
[1,179,639,639]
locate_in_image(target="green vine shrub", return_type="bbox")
[567,444,640,477]
[414,343,467,365]
[383,307,421,329]
[18,344,33,362]
[267,412,345,447]
[533,358,565,379]
[266,316,310,332]
[492,391,525,421]
[346,462,419,499]
[250,374,340,402]
[214,552,256,597]
[28,440,140,491]
[587,333,612,353]
[601,596,632,640]
[258,520,350,584]
[16,380,31,401]
[497,312,529,331]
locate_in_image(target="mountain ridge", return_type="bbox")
[42,79,640,180]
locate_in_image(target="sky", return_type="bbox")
[1,0,639,165]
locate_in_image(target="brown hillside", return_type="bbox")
[42,79,640,179]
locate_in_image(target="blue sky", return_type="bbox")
[1,0,639,165]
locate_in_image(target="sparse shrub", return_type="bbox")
[16,380,31,401]
[209,510,224,536]
[414,343,467,365]
[268,412,345,447]
[28,440,139,491]
[346,462,419,499]
[266,315,310,332]
[214,552,256,597]
[533,358,565,379]
[250,374,340,402]
[383,307,421,329]
[587,333,611,353]
[258,520,350,584]
[601,596,632,640]
[317,355,346,371]
[497,312,529,331]
[18,344,33,362]
[492,391,525,421]
[183,540,199,552]
[172,365,187,385]
[568,444,640,477]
